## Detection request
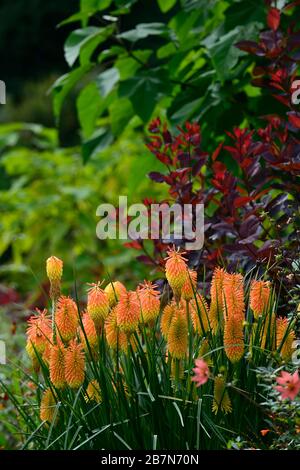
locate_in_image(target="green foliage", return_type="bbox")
[0,123,166,296]
[0,307,29,449]
[54,0,268,161]
[257,367,300,449]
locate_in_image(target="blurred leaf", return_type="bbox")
[64,26,114,67]
[117,22,171,42]
[205,28,244,82]
[82,128,114,162]
[96,67,120,97]
[52,65,91,120]
[115,50,152,80]
[77,83,103,138]
[119,70,170,122]
[109,98,134,136]
[80,26,115,65]
[157,0,176,13]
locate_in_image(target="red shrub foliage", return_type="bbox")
[130,2,300,310]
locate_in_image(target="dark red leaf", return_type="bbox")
[211,142,223,161]
[288,112,300,128]
[267,8,281,31]
[235,40,265,55]
[156,152,172,165]
[233,196,253,208]
[272,94,290,107]
[124,240,143,250]
[148,172,166,183]
[136,255,155,265]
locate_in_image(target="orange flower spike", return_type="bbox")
[223,316,244,363]
[55,296,78,342]
[105,307,128,352]
[222,273,245,363]
[87,282,109,328]
[138,281,160,324]
[276,317,295,362]
[26,309,52,355]
[165,247,188,301]
[116,290,140,333]
[49,345,66,389]
[209,267,226,334]
[181,270,197,302]
[40,388,57,423]
[46,256,63,283]
[46,256,63,301]
[223,272,245,322]
[104,281,127,308]
[26,340,40,372]
[212,376,232,415]
[160,301,177,340]
[250,280,271,319]
[64,340,85,388]
[80,311,98,352]
[190,293,209,335]
[85,380,102,403]
[167,309,188,359]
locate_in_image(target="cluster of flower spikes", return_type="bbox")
[29,253,296,422]
[27,257,163,422]
[164,248,295,372]
[163,247,209,360]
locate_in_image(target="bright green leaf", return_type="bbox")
[109,98,134,136]
[117,22,170,42]
[77,83,103,138]
[82,128,114,163]
[157,0,176,13]
[52,65,91,120]
[96,68,120,97]
[64,26,114,67]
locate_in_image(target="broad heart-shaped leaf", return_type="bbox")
[64,26,114,67]
[82,127,113,163]
[80,0,112,13]
[80,25,115,65]
[52,64,91,121]
[77,82,103,138]
[157,0,176,13]
[119,71,170,122]
[117,22,171,42]
[96,67,120,97]
[115,50,152,80]
[205,23,261,82]
[109,98,134,136]
[205,28,243,82]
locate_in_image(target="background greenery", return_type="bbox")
[0,0,280,300]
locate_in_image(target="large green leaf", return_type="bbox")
[204,28,242,82]
[82,128,114,163]
[81,26,115,65]
[157,0,177,13]
[117,23,171,42]
[77,83,103,138]
[118,76,157,122]
[64,26,115,67]
[96,68,120,98]
[80,0,112,13]
[52,65,91,120]
[115,50,152,80]
[109,98,134,136]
